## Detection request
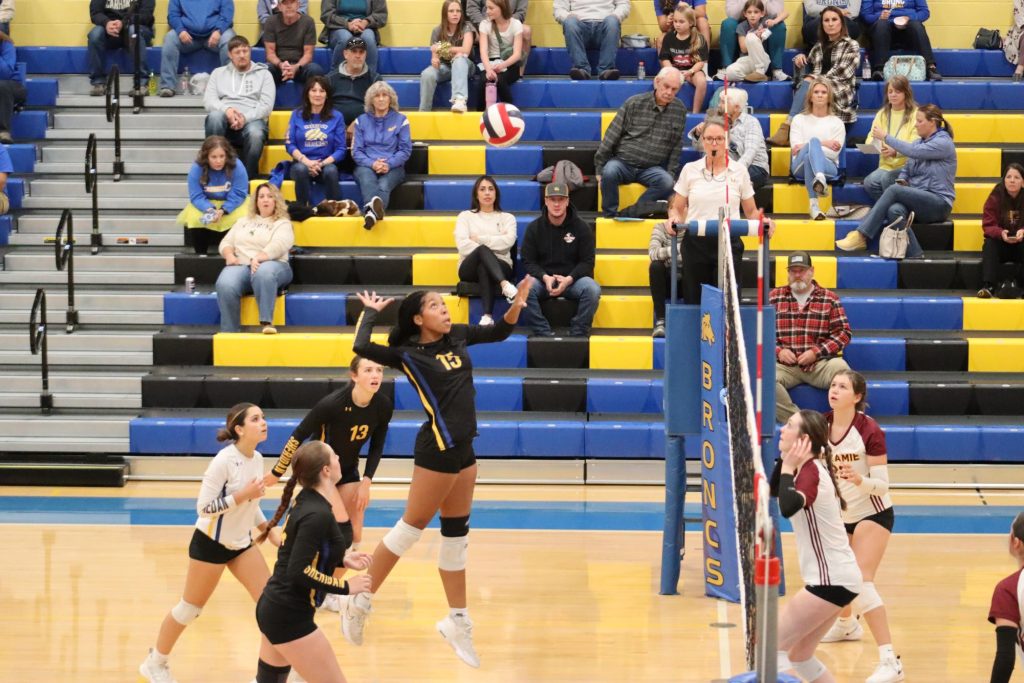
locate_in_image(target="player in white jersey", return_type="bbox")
[989,511,1024,683]
[771,409,862,683]
[822,370,904,683]
[140,403,282,683]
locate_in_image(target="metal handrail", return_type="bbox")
[105,65,124,181]
[28,288,53,414]
[85,133,102,255]
[54,209,79,333]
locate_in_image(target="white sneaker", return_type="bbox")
[437,615,480,668]
[821,617,863,642]
[451,97,467,113]
[501,281,518,303]
[478,314,494,326]
[813,172,830,197]
[773,69,791,81]
[341,594,371,645]
[866,655,905,683]
[139,650,177,683]
[321,593,347,612]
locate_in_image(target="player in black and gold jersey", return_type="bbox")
[340,279,532,669]
[253,441,373,683]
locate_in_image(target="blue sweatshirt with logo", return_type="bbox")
[168,0,234,36]
[187,162,249,213]
[285,109,347,163]
[352,110,412,170]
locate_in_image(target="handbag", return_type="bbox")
[621,33,651,49]
[974,28,1003,50]
[878,224,909,259]
[883,55,926,82]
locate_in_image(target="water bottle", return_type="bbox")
[202,207,218,225]
[485,81,497,108]
[637,61,646,80]
[147,71,158,96]
[178,66,191,95]
[861,54,871,80]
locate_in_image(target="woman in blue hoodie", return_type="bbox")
[836,104,955,259]
[352,81,412,230]
[0,30,24,144]
[178,136,250,255]
[286,75,347,207]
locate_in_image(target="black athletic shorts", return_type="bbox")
[806,584,859,608]
[256,594,318,645]
[844,507,895,535]
[337,465,361,486]
[187,528,250,564]
[413,429,476,474]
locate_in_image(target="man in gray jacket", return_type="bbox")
[203,35,276,178]
[554,0,630,80]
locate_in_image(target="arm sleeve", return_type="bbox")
[885,132,952,160]
[272,398,334,477]
[222,164,250,214]
[285,112,300,157]
[195,455,238,517]
[168,0,186,34]
[594,108,627,175]
[464,318,516,345]
[860,0,881,24]
[285,514,351,594]
[257,0,271,24]
[568,224,596,282]
[992,626,1017,683]
[475,213,518,253]
[385,118,412,168]
[253,74,277,122]
[982,193,1005,239]
[846,0,863,18]
[362,398,393,480]
[262,219,294,261]
[454,212,478,259]
[90,0,110,26]
[738,120,763,169]
[899,0,929,21]
[818,297,852,356]
[777,473,806,518]
[466,0,486,25]
[203,72,224,113]
[511,0,529,21]
[218,0,235,32]
[855,464,890,497]
[352,119,374,168]
[329,114,348,162]
[187,165,215,212]
[658,35,673,63]
[367,0,388,29]
[553,0,570,24]
[520,223,547,279]
[352,307,405,369]
[662,112,687,172]
[218,223,237,257]
[649,224,670,262]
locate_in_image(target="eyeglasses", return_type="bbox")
[703,136,726,143]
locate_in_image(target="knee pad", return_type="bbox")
[440,515,470,538]
[170,599,202,626]
[791,657,826,682]
[439,535,469,571]
[337,520,354,551]
[382,519,423,557]
[255,659,291,683]
[854,581,883,614]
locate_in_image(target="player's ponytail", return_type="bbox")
[388,291,427,346]
[217,402,256,443]
[798,409,847,511]
[1012,511,1024,544]
[256,441,333,543]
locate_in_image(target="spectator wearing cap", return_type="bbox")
[0,141,13,214]
[321,0,388,73]
[264,0,323,86]
[328,36,382,133]
[204,35,276,179]
[770,251,853,422]
[554,0,629,81]
[519,182,601,337]
[159,0,236,97]
[87,0,156,97]
[595,67,687,218]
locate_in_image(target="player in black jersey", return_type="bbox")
[265,355,394,553]
[341,280,532,669]
[253,441,373,683]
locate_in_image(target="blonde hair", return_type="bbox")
[364,81,400,114]
[801,77,837,116]
[671,5,707,61]
[248,182,289,220]
[881,75,917,131]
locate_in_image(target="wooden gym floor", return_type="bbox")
[0,483,1019,682]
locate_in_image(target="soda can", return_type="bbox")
[185,277,195,294]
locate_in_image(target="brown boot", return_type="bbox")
[768,121,790,147]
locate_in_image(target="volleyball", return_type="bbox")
[480,102,526,148]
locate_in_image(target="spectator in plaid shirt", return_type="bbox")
[771,250,853,421]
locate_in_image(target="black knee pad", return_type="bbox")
[256,659,291,683]
[439,515,470,537]
[337,520,354,565]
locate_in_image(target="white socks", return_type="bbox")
[450,607,470,621]
[879,644,895,659]
[353,592,373,610]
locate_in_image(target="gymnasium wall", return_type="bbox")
[8,0,1007,50]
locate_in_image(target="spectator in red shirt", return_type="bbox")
[988,511,1024,683]
[770,250,852,422]
[979,163,1024,299]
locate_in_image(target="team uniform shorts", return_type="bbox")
[188,528,251,564]
[256,595,319,645]
[844,507,895,535]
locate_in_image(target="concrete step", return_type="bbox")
[45,127,205,142]
[0,435,130,453]
[35,161,194,175]
[2,251,175,273]
[0,290,164,325]
[3,392,141,409]
[2,371,143,394]
[0,330,153,365]
[7,231,184,247]
[20,195,186,210]
[17,213,183,234]
[0,270,173,285]
[41,144,199,164]
[26,179,188,199]
[53,111,207,131]
[55,74,152,94]
[56,95,206,109]
[0,415,130,438]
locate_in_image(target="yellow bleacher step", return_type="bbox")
[213,332,362,368]
[773,184,833,214]
[414,253,652,288]
[595,217,822,251]
[774,255,836,288]
[428,146,486,176]
[593,295,653,329]
[590,336,652,370]
[240,296,285,326]
[595,218,659,250]
[962,299,1024,331]
[968,338,1024,372]
[952,219,984,252]
[769,147,1000,178]
[293,216,456,248]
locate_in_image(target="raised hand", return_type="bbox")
[356,290,396,312]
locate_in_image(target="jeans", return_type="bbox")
[290,161,340,206]
[648,260,683,321]
[520,276,602,336]
[205,112,268,179]
[720,18,787,70]
[215,261,293,332]
[563,15,620,73]
[353,164,406,209]
[329,28,378,72]
[599,159,675,217]
[863,166,901,201]
[790,138,840,199]
[788,79,811,119]
[160,28,235,91]
[419,56,471,110]
[267,62,325,86]
[87,25,154,85]
[458,245,514,314]
[867,19,936,70]
[0,79,26,134]
[856,184,951,258]
[802,14,860,48]
[748,164,770,191]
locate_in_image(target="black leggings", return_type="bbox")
[982,236,1024,287]
[189,227,224,255]
[458,245,513,314]
[478,67,520,107]
[648,259,683,321]
[681,236,744,305]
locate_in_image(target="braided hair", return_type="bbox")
[798,409,846,511]
[256,441,333,543]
